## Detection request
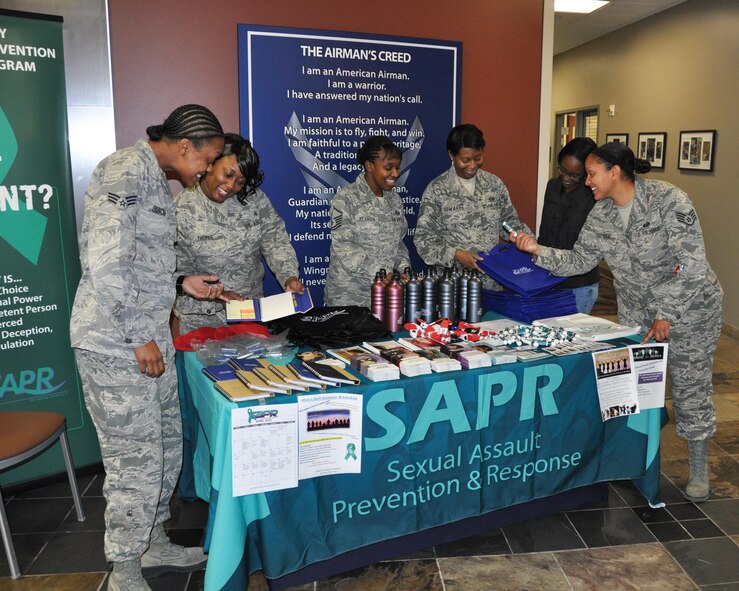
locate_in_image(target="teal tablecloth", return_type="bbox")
[178,348,663,591]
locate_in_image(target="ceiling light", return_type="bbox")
[555,0,610,14]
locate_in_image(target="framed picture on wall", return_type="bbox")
[605,133,628,145]
[637,132,667,169]
[678,130,716,172]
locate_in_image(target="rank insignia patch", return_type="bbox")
[675,209,696,226]
[107,192,137,209]
[331,209,343,230]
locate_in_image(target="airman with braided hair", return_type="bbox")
[71,104,226,591]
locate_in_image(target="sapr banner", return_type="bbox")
[0,9,100,484]
[183,350,663,590]
[238,26,462,303]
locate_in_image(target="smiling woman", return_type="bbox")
[537,137,599,313]
[173,133,303,334]
[510,141,723,505]
[323,135,411,307]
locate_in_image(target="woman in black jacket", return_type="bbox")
[538,137,599,313]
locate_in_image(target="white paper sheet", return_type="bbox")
[297,393,363,479]
[535,313,640,341]
[592,347,640,421]
[231,404,298,496]
[630,343,668,410]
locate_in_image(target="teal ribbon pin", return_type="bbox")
[344,443,357,460]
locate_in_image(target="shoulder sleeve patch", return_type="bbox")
[675,209,696,226]
[107,192,138,209]
[331,208,343,230]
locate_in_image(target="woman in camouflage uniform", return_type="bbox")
[71,105,226,591]
[174,133,303,333]
[324,136,410,307]
[511,142,723,503]
[415,123,530,289]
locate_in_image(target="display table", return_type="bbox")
[178,345,663,591]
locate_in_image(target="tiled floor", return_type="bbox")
[2,284,738,590]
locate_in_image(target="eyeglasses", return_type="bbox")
[557,165,585,181]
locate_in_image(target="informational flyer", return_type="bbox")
[231,404,298,496]
[592,347,640,421]
[297,392,363,479]
[630,343,668,410]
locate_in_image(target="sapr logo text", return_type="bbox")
[0,367,65,398]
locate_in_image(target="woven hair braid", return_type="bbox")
[146,104,224,148]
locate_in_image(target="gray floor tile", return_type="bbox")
[664,538,739,586]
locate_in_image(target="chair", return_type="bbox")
[0,411,86,579]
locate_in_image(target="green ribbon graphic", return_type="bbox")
[0,106,48,265]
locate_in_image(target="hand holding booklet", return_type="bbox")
[226,289,313,323]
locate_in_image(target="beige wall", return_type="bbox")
[552,0,739,329]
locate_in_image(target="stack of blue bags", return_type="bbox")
[477,244,578,323]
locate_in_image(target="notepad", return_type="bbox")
[301,360,361,386]
[226,289,313,323]
[213,379,274,402]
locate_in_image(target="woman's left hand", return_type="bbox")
[285,276,305,294]
[642,319,670,343]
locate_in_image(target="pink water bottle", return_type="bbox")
[371,272,385,321]
[384,274,404,332]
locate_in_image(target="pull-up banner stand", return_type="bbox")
[0,9,101,486]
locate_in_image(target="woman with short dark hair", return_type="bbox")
[324,135,410,306]
[415,123,530,284]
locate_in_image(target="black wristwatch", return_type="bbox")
[176,275,186,295]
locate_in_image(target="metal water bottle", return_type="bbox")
[467,271,482,323]
[404,271,421,324]
[421,271,437,322]
[437,267,455,320]
[384,274,404,332]
[371,272,385,321]
[451,265,461,321]
[457,268,469,321]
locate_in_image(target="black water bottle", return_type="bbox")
[451,265,461,321]
[457,268,469,321]
[437,267,455,321]
[404,271,421,324]
[467,271,482,323]
[421,271,437,322]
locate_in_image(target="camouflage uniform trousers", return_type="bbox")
[621,288,722,441]
[74,348,182,562]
